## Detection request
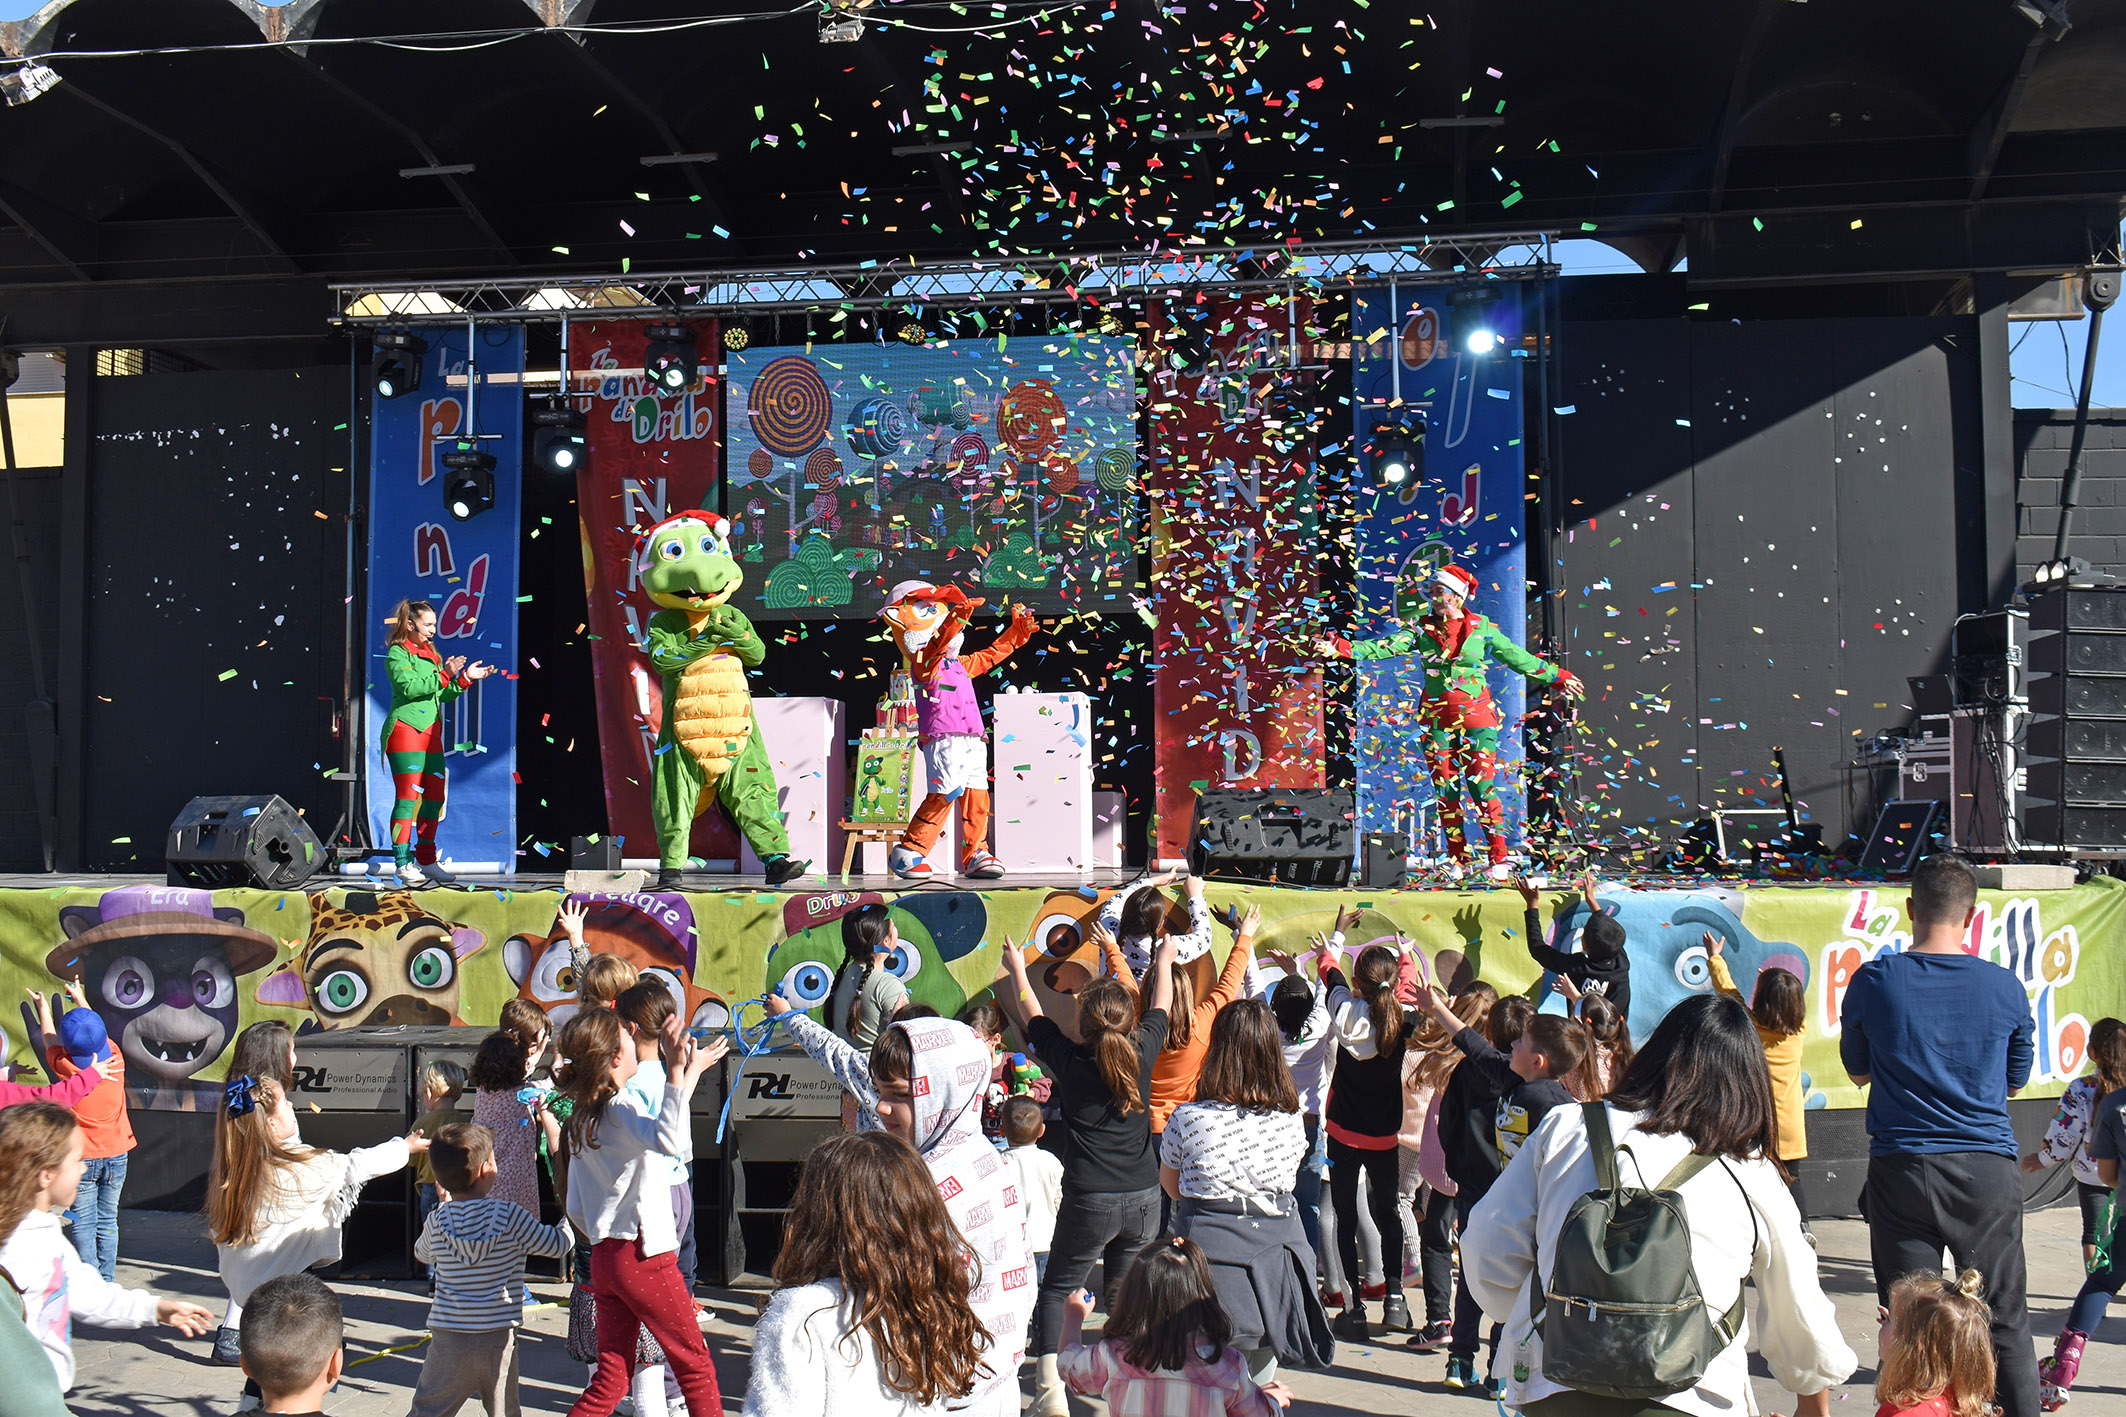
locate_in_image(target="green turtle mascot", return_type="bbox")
[634,510,809,888]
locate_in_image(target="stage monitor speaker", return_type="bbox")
[1360,833,1408,890]
[1188,789,1355,887]
[570,835,620,870]
[1858,800,1942,877]
[166,794,323,890]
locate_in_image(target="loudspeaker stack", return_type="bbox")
[2025,588,2126,851]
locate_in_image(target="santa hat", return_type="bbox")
[630,509,727,581]
[1434,564,1479,602]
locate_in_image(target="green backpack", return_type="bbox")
[1529,1104,1758,1401]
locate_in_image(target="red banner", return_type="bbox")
[570,319,730,860]
[1148,298,1325,862]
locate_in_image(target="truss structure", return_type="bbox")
[328,231,1558,326]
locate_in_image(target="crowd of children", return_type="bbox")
[7,866,2108,1417]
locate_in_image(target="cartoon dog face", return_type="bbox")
[502,893,728,1032]
[255,891,485,1031]
[766,891,986,1023]
[1537,888,1811,1041]
[1019,888,1226,1043]
[48,888,279,1093]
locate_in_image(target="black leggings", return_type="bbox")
[1328,1137,1402,1303]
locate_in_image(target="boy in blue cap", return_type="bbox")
[34,983,136,1281]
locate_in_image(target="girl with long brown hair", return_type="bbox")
[1098,906,1264,1135]
[745,1130,990,1414]
[551,1006,726,1417]
[998,929,1176,1417]
[1321,936,1423,1341]
[1058,1238,1290,1415]
[1160,998,1332,1380]
[1707,930,1809,1222]
[381,596,495,886]
[0,1103,213,1392]
[2025,1016,2126,1267]
[205,1073,423,1403]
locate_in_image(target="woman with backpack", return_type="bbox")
[1460,993,1854,1417]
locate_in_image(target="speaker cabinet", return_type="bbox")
[166,794,323,890]
[1187,789,1355,887]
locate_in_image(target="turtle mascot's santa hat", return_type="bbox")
[880,581,1037,879]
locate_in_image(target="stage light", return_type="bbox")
[898,322,927,344]
[1465,327,1499,355]
[441,448,496,522]
[643,323,698,394]
[722,326,750,352]
[372,331,428,400]
[531,404,588,474]
[1366,412,1424,487]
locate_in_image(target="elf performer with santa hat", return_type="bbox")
[1323,562,1583,880]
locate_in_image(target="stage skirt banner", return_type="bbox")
[1,877,2116,1112]
[1350,284,1530,847]
[1147,296,1325,863]
[568,318,726,862]
[364,324,524,868]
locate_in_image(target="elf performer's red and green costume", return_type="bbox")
[382,639,467,872]
[1331,564,1579,873]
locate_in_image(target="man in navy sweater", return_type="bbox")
[1840,853,2037,1417]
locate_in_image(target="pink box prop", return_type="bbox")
[993,690,1095,872]
[738,697,848,875]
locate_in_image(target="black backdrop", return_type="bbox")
[81,368,346,872]
[1551,316,1984,855]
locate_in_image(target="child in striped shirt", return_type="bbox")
[411,1123,573,1417]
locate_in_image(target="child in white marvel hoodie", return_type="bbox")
[412,1122,573,1417]
[0,1102,215,1390]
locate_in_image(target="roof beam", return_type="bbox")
[271,50,519,269]
[1968,29,2051,202]
[536,31,748,253]
[56,85,300,274]
[0,176,94,280]
[1708,0,1783,214]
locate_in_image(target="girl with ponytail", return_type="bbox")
[998,925,1178,1417]
[1320,936,1423,1342]
[826,903,908,1052]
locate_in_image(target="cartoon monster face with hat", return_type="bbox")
[46,885,279,1108]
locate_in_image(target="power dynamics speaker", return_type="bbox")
[166,795,323,890]
[2025,588,2126,849]
[1188,789,1356,887]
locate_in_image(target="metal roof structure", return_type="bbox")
[2,0,2125,345]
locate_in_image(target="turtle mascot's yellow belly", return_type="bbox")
[672,650,752,785]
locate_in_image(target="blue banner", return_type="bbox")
[364,325,524,869]
[1351,285,1529,849]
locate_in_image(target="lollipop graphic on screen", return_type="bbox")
[747,355,832,456]
[846,396,907,460]
[997,379,1066,459]
[1094,445,1135,493]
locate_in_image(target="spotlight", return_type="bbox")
[898,322,927,345]
[441,447,496,522]
[722,326,750,351]
[643,323,698,394]
[531,404,588,475]
[372,331,428,400]
[1464,327,1499,355]
[1366,411,1425,487]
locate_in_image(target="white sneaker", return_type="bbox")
[396,861,428,887]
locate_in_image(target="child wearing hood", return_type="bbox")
[837,1015,1038,1417]
[412,1123,573,1417]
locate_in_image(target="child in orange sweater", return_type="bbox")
[34,985,135,1281]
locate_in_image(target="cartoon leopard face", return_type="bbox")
[255,891,485,1030]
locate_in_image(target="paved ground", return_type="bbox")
[62,1205,2124,1416]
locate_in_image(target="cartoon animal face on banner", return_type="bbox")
[1019,887,1223,1042]
[46,885,280,1107]
[767,891,988,1022]
[1538,888,1811,1041]
[503,893,728,1032]
[255,891,486,1031]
